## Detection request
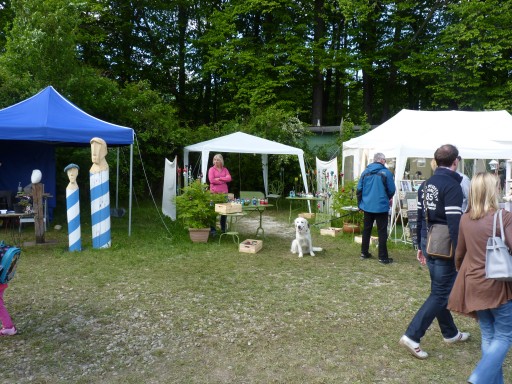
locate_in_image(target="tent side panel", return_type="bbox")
[0,141,56,215]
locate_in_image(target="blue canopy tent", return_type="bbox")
[0,86,135,234]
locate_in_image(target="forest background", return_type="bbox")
[0,0,511,199]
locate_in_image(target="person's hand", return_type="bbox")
[416,249,426,266]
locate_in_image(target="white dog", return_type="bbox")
[291,217,323,257]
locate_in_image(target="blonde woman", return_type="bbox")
[448,173,512,384]
[208,154,232,233]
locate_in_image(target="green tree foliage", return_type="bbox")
[401,0,512,111]
[0,0,511,201]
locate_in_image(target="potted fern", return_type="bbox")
[175,180,226,242]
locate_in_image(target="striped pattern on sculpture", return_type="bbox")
[90,170,111,249]
[66,187,81,251]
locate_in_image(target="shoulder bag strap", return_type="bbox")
[498,209,506,242]
[493,210,498,238]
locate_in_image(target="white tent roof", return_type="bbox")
[343,109,512,164]
[343,109,512,180]
[342,109,512,236]
[183,132,308,196]
[184,131,304,155]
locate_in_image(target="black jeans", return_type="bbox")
[220,215,227,232]
[211,215,227,233]
[361,211,389,259]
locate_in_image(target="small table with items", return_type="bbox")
[0,212,31,246]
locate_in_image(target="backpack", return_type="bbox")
[0,241,21,284]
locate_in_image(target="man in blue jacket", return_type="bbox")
[357,152,396,264]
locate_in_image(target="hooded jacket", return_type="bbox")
[357,162,396,213]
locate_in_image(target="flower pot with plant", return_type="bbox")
[331,179,363,233]
[175,180,226,242]
[15,194,32,213]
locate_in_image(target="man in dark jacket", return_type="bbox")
[399,144,470,359]
[356,152,396,264]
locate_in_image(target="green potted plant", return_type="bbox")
[331,179,363,233]
[15,194,32,213]
[175,180,226,242]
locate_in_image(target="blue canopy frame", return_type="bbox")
[0,86,134,235]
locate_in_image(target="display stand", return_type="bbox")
[390,187,419,245]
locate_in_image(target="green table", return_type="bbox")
[242,204,273,238]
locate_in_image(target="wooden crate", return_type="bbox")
[354,235,379,245]
[320,227,343,237]
[215,203,242,214]
[239,239,263,254]
[298,212,315,219]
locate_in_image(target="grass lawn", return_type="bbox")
[1,203,509,383]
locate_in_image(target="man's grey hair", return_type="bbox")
[373,153,386,162]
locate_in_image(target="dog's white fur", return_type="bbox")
[291,217,323,257]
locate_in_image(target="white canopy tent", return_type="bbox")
[183,131,309,196]
[342,109,512,235]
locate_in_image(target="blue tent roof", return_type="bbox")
[0,86,134,145]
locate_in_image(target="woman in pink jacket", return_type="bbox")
[208,154,231,233]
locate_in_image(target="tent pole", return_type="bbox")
[116,148,120,209]
[129,144,133,236]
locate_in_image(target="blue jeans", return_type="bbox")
[405,245,458,342]
[468,300,512,384]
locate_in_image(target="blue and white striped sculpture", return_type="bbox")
[64,163,81,252]
[90,137,111,249]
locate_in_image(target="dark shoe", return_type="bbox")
[360,252,373,259]
[379,258,394,264]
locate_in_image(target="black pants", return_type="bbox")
[361,211,389,259]
[211,215,227,233]
[220,215,227,232]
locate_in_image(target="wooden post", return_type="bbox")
[32,183,45,244]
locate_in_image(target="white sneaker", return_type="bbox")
[399,335,428,359]
[0,326,17,336]
[444,331,470,344]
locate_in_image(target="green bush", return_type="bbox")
[175,180,226,229]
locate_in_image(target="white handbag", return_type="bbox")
[485,210,512,281]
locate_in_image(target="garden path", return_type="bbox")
[233,214,295,239]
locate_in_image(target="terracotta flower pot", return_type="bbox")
[343,222,361,234]
[188,228,210,243]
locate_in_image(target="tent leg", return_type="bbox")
[128,144,133,236]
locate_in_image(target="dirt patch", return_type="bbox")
[234,214,295,239]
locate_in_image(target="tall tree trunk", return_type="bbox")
[177,3,188,119]
[311,0,325,126]
[362,69,373,122]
